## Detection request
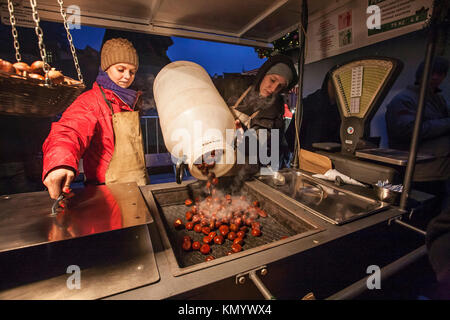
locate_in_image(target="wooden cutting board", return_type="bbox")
[298,148,333,175]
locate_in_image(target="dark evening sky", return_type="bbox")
[70,25,266,76]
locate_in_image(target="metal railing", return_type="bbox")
[140,115,167,155]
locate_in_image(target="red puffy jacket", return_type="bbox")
[42,82,134,184]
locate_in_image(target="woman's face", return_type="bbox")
[106,63,137,88]
[259,74,288,98]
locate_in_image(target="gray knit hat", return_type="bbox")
[266,63,293,84]
[101,38,139,71]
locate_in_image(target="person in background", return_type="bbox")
[385,56,450,215]
[42,38,149,199]
[285,71,341,153]
[227,54,298,174]
[280,94,294,168]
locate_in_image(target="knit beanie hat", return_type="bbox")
[101,38,139,71]
[266,63,293,84]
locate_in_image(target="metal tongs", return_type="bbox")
[51,188,73,216]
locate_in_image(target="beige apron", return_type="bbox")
[230,86,260,128]
[99,87,150,186]
[225,86,261,177]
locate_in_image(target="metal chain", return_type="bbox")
[7,0,22,62]
[57,0,84,84]
[30,0,51,82]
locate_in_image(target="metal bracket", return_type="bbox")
[388,215,426,236]
[387,215,403,226]
[235,265,275,300]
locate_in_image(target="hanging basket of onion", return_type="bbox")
[0,59,85,117]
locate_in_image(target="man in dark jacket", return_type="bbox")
[228,54,298,173]
[385,56,450,214]
[285,72,341,153]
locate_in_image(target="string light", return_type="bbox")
[255,30,300,58]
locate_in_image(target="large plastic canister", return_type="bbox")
[153,61,236,180]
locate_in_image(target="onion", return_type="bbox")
[30,60,45,75]
[13,62,31,76]
[63,76,79,86]
[28,73,45,81]
[0,59,16,74]
[48,68,64,85]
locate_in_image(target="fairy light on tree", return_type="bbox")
[255,30,300,58]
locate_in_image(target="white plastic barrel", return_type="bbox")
[153,61,236,180]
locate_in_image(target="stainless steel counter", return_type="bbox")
[107,177,429,300]
[0,173,432,300]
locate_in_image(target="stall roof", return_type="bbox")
[28,0,334,47]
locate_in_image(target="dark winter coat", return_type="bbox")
[285,73,341,152]
[385,85,450,181]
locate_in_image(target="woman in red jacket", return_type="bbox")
[42,38,149,199]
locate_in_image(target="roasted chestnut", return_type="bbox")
[182,240,191,251]
[203,236,212,244]
[213,235,224,245]
[194,224,203,233]
[233,237,244,246]
[231,243,242,253]
[205,256,215,262]
[208,231,216,239]
[192,241,201,250]
[201,226,211,235]
[229,223,239,232]
[219,225,229,236]
[185,222,194,230]
[227,231,237,241]
[185,211,193,221]
[173,218,184,229]
[240,226,249,233]
[257,209,268,218]
[200,244,210,255]
[192,215,201,224]
[237,231,246,239]
[251,228,261,237]
[251,221,261,230]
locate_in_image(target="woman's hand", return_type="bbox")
[43,167,75,199]
[235,120,244,147]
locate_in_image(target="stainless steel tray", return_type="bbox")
[149,180,323,276]
[0,182,153,253]
[257,169,390,225]
[355,148,435,166]
[0,183,159,299]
